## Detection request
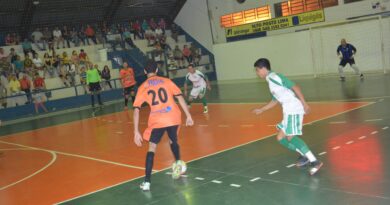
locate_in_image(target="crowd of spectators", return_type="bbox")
[0,17,207,110]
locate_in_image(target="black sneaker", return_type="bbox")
[296,156,309,167]
[309,161,323,175]
[340,77,345,82]
[360,74,364,80]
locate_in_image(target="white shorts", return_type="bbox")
[277,114,304,136]
[190,86,206,99]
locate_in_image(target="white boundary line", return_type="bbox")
[0,140,148,171]
[0,148,57,191]
[53,101,374,204]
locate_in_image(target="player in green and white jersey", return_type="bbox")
[184,64,211,114]
[252,58,323,175]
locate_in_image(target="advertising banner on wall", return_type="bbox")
[225,10,325,41]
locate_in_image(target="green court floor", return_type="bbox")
[2,74,390,205]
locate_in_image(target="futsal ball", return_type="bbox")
[172,160,187,179]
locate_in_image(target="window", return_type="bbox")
[344,0,364,3]
[275,0,338,17]
[220,5,271,28]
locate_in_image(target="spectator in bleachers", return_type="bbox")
[173,45,184,68]
[158,18,166,34]
[0,48,7,61]
[5,34,15,46]
[141,20,149,38]
[150,18,158,30]
[101,65,112,90]
[85,24,98,45]
[12,33,21,45]
[71,27,81,47]
[32,72,48,114]
[122,28,135,49]
[95,23,105,45]
[53,27,65,49]
[52,54,61,77]
[0,80,7,108]
[79,49,89,65]
[182,45,192,64]
[8,74,22,106]
[155,26,164,40]
[59,52,70,87]
[42,27,53,49]
[32,53,45,77]
[21,38,35,56]
[132,20,143,39]
[23,55,33,77]
[190,43,200,66]
[43,52,55,78]
[67,63,77,86]
[171,24,179,43]
[9,48,18,64]
[71,50,80,70]
[62,26,71,48]
[19,74,32,104]
[0,57,12,76]
[145,27,155,47]
[13,55,24,78]
[79,66,88,94]
[78,26,87,45]
[31,28,46,50]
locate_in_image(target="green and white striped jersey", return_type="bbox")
[266,72,304,114]
[186,70,207,88]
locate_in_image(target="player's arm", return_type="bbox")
[133,107,143,147]
[252,100,278,115]
[176,95,194,126]
[351,44,357,57]
[291,85,310,114]
[336,46,342,59]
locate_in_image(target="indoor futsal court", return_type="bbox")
[1,75,390,204]
[1,0,390,205]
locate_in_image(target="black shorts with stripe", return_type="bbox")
[89,82,101,92]
[123,86,136,96]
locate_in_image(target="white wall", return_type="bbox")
[214,17,390,81]
[214,31,314,80]
[174,0,214,52]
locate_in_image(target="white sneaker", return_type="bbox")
[172,160,187,179]
[203,106,208,114]
[140,182,151,191]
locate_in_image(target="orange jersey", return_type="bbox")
[120,68,136,88]
[134,76,182,130]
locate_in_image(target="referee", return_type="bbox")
[336,38,364,81]
[86,64,103,108]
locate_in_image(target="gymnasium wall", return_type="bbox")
[174,0,214,52]
[214,17,390,81]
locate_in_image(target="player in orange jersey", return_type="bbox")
[120,62,137,110]
[133,61,194,191]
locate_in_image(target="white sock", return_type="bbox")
[305,151,317,162]
[351,64,360,75]
[338,65,345,77]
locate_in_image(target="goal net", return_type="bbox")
[309,15,390,77]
